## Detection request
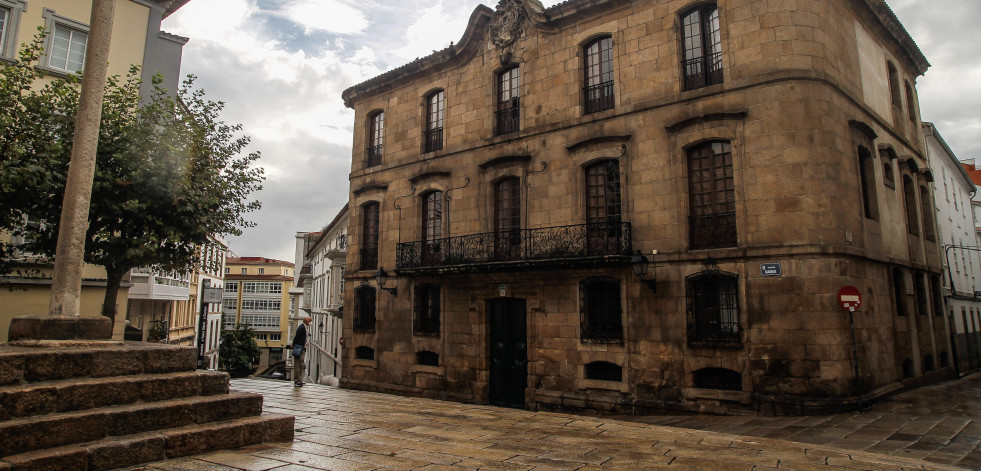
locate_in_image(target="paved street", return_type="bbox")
[614,374,981,470]
[125,378,974,471]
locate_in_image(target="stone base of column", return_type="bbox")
[7,316,114,342]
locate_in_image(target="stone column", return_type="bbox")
[47,0,117,317]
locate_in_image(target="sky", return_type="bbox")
[161,0,981,263]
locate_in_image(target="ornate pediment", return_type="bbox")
[490,0,528,64]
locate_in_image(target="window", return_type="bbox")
[45,14,88,73]
[494,177,522,260]
[585,361,622,382]
[0,1,26,62]
[224,267,230,274]
[688,141,736,249]
[241,268,247,275]
[905,82,917,122]
[585,160,623,254]
[421,191,443,265]
[416,350,439,367]
[269,333,281,341]
[887,61,902,108]
[681,4,723,90]
[583,36,614,114]
[892,268,907,317]
[580,277,623,342]
[424,90,444,152]
[497,66,520,134]
[858,147,878,220]
[693,368,741,391]
[913,271,928,316]
[242,282,282,294]
[224,282,239,294]
[360,202,380,271]
[353,285,376,332]
[919,186,936,242]
[931,275,944,318]
[902,175,920,237]
[882,162,895,189]
[686,271,740,344]
[258,268,265,275]
[414,284,440,336]
[367,111,384,167]
[355,346,375,360]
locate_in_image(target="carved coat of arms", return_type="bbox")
[490,0,526,64]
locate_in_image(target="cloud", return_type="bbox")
[271,0,371,36]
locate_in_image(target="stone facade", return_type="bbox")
[340,0,954,414]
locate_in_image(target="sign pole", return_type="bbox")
[848,306,863,411]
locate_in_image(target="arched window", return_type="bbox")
[585,159,622,254]
[882,161,895,189]
[414,284,440,336]
[421,191,443,265]
[580,277,623,342]
[416,350,439,366]
[366,110,384,167]
[497,66,520,134]
[905,81,917,122]
[919,186,936,242]
[583,36,614,114]
[693,367,742,391]
[688,141,736,249]
[494,177,522,260]
[858,146,878,220]
[887,61,902,108]
[686,271,740,344]
[902,175,920,237]
[681,3,723,90]
[585,361,622,382]
[424,90,445,152]
[353,285,376,332]
[360,202,380,270]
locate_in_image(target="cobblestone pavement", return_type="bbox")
[128,379,965,471]
[612,374,981,470]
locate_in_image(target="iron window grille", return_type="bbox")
[583,37,614,114]
[366,111,384,167]
[858,147,878,221]
[414,284,440,336]
[580,277,623,343]
[686,271,740,346]
[887,62,902,108]
[353,285,376,332]
[497,67,520,134]
[425,90,444,152]
[360,202,379,271]
[680,5,723,90]
[688,141,736,249]
[693,367,742,391]
[586,159,622,253]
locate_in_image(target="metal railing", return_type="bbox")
[397,222,632,271]
[583,80,614,114]
[689,212,736,250]
[424,128,443,153]
[365,145,382,167]
[497,100,520,135]
[682,51,724,91]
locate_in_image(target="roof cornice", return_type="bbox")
[860,0,930,76]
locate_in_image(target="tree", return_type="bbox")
[0,32,264,322]
[218,323,260,378]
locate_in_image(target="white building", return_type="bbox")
[924,122,981,374]
[126,268,190,341]
[194,236,228,370]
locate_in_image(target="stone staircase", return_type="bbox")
[0,340,294,470]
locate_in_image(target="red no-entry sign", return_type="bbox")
[838,286,862,311]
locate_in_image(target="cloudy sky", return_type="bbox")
[161,0,981,263]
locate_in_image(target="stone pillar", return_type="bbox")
[47,0,117,317]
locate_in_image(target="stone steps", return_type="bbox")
[0,413,295,471]
[0,339,294,471]
[0,370,230,421]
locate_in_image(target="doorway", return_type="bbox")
[488,297,527,408]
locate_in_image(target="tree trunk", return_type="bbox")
[101,265,128,325]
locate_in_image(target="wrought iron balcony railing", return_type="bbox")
[366,145,382,167]
[497,98,520,135]
[682,51,724,91]
[396,222,632,273]
[424,127,443,153]
[583,80,614,114]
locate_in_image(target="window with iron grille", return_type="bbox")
[360,202,379,270]
[680,4,723,90]
[421,191,443,265]
[425,90,444,152]
[494,177,522,260]
[583,37,614,114]
[416,350,439,366]
[414,284,440,336]
[585,361,622,382]
[858,146,878,221]
[580,277,623,342]
[693,367,741,390]
[366,111,384,167]
[686,271,740,345]
[902,175,919,237]
[585,160,622,254]
[497,66,520,134]
[688,141,736,249]
[353,285,376,332]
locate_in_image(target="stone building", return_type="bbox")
[340,0,953,414]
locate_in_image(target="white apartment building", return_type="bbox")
[924,122,981,374]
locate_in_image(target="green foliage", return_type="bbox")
[218,323,260,378]
[0,30,265,321]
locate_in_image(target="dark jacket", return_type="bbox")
[292,323,307,348]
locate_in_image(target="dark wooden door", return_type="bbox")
[489,298,527,408]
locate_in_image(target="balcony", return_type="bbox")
[396,222,632,275]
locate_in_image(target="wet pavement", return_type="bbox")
[613,373,981,470]
[125,378,975,470]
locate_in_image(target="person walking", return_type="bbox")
[291,316,311,387]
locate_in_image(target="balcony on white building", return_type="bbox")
[129,268,191,301]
